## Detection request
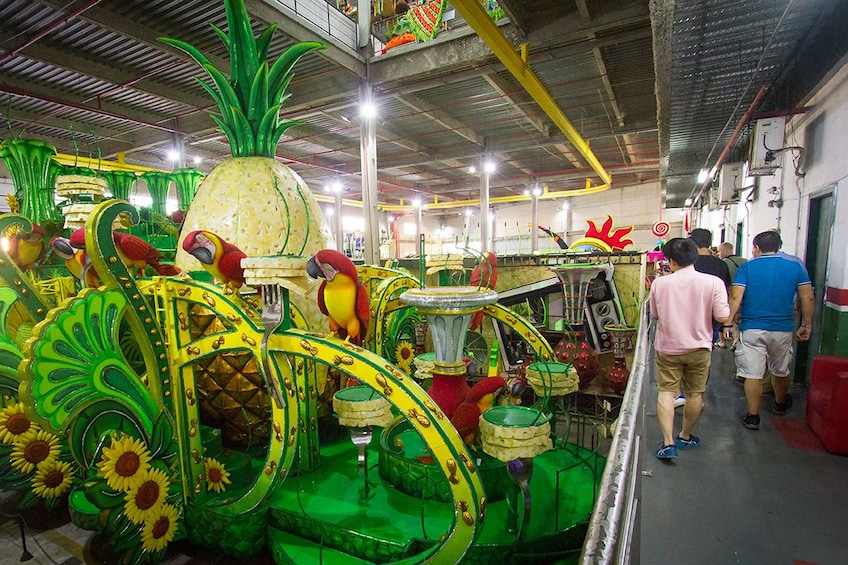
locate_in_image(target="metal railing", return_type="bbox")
[580,300,651,564]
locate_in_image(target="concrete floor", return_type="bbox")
[636,347,848,565]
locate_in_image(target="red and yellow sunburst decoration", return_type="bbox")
[569,215,635,252]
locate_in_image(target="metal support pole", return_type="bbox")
[480,168,491,253]
[359,83,380,265]
[530,193,539,253]
[334,188,344,254]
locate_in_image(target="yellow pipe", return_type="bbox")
[449,0,612,188]
[54,153,165,173]
[377,182,610,212]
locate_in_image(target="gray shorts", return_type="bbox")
[734,329,794,379]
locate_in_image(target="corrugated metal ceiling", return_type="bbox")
[1,0,845,208]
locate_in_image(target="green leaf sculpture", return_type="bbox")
[19,289,159,466]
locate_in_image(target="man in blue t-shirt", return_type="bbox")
[726,231,814,430]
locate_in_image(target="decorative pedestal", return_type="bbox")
[549,265,603,388]
[480,405,552,541]
[333,385,393,498]
[604,325,637,394]
[399,286,498,419]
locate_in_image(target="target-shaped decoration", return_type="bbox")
[651,221,670,238]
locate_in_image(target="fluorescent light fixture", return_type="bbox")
[192,156,202,165]
[412,198,421,208]
[166,150,180,162]
[468,165,477,174]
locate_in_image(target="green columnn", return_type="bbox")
[159,0,326,158]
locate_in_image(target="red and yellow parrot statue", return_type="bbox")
[450,376,506,447]
[469,252,498,331]
[307,249,370,345]
[69,228,180,277]
[181,230,247,289]
[7,224,46,271]
[50,236,100,288]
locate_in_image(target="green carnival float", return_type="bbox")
[0,1,607,563]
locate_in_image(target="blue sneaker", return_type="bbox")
[675,434,700,449]
[655,444,678,459]
[673,394,686,408]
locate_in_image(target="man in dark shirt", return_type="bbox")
[689,229,731,346]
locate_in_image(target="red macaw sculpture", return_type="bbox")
[450,376,506,447]
[7,224,46,271]
[469,252,498,331]
[306,249,370,345]
[70,228,180,277]
[181,230,247,289]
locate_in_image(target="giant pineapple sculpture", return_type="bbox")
[162,0,333,444]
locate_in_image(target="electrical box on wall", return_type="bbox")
[715,162,744,205]
[749,116,786,175]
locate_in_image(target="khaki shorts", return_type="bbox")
[655,349,712,394]
[734,329,793,380]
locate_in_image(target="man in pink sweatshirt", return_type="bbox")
[649,238,730,459]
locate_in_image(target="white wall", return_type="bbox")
[694,55,848,284]
[386,180,667,257]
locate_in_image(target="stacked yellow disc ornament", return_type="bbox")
[333,386,394,428]
[480,405,552,462]
[56,175,109,230]
[525,361,579,396]
[425,253,464,275]
[241,255,313,296]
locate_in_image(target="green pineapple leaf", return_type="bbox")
[159,0,326,157]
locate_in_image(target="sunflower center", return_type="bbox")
[6,413,31,435]
[44,470,65,488]
[24,440,50,464]
[115,451,141,477]
[135,480,161,510]
[400,348,412,360]
[208,468,222,483]
[152,516,170,539]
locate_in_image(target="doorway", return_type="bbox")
[794,188,835,384]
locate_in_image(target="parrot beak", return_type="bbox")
[51,237,75,259]
[186,233,215,265]
[306,256,337,281]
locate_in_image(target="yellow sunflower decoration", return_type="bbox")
[0,402,38,445]
[394,341,415,373]
[97,434,151,492]
[32,459,74,499]
[124,467,170,524]
[11,429,61,474]
[141,503,179,553]
[204,457,231,493]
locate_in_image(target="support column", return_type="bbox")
[359,83,380,265]
[334,186,344,254]
[480,165,491,253]
[530,191,540,254]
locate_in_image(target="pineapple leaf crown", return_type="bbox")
[160,0,326,158]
